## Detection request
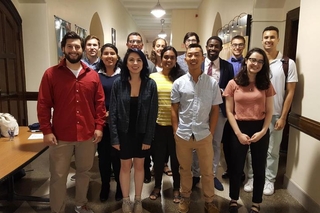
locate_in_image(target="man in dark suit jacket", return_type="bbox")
[192,36,234,191]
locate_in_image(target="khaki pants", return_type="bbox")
[175,134,215,203]
[49,139,96,213]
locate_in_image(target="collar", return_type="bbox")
[98,67,121,77]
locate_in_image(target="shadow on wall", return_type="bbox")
[212,12,222,36]
[90,12,104,45]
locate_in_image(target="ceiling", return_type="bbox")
[119,0,203,43]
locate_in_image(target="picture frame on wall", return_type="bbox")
[111,28,116,46]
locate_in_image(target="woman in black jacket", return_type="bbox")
[109,48,158,213]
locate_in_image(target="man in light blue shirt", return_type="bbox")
[171,44,222,213]
[176,32,200,73]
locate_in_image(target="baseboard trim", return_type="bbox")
[284,174,320,213]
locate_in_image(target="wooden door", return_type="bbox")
[0,0,27,125]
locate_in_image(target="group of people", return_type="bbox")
[37,25,297,213]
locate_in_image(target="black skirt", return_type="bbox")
[118,97,149,159]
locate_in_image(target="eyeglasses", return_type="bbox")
[186,39,197,43]
[128,40,142,44]
[231,43,244,48]
[248,58,264,65]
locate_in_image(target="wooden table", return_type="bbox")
[0,126,49,202]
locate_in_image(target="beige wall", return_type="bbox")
[12,0,139,124]
[197,0,254,49]
[286,0,320,210]
[171,9,199,52]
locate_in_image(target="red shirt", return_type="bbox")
[37,59,106,141]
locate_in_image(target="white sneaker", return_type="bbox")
[74,205,94,213]
[244,178,254,192]
[263,180,274,195]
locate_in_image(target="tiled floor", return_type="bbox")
[0,150,309,213]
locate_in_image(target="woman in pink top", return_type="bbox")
[223,48,275,213]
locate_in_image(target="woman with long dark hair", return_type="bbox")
[109,48,158,213]
[97,43,122,202]
[223,48,275,213]
[149,46,184,203]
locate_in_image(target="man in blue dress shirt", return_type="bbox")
[171,44,222,213]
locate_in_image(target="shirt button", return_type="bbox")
[76,90,79,92]
[76,100,79,103]
[77,121,79,124]
[77,111,79,113]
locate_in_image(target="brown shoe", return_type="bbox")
[204,202,220,213]
[179,197,190,213]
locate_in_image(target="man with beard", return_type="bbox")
[191,36,234,191]
[82,35,101,71]
[37,31,106,213]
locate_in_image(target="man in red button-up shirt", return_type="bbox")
[37,31,106,213]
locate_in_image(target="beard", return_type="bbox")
[64,52,82,64]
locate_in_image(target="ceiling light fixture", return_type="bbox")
[151,0,166,18]
[158,19,167,38]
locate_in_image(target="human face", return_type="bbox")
[127,52,143,75]
[62,39,83,64]
[85,38,99,58]
[184,35,198,49]
[262,30,279,52]
[161,50,176,70]
[185,47,205,71]
[101,47,118,68]
[206,39,222,61]
[245,52,264,75]
[126,35,143,50]
[153,39,166,57]
[231,38,245,57]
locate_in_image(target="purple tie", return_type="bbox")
[207,62,213,76]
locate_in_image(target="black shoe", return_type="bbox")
[214,177,224,191]
[115,183,123,201]
[192,177,200,188]
[144,177,151,183]
[222,171,229,179]
[229,200,238,213]
[241,172,246,182]
[99,185,110,202]
[144,169,151,184]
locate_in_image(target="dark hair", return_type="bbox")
[126,32,143,43]
[121,48,149,80]
[61,31,84,50]
[187,43,204,55]
[183,32,200,43]
[150,38,167,65]
[161,46,185,82]
[84,35,100,47]
[231,35,245,44]
[235,47,270,90]
[263,26,279,38]
[206,36,223,47]
[98,43,122,72]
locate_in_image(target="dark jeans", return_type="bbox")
[152,124,180,190]
[229,120,269,203]
[97,125,121,188]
